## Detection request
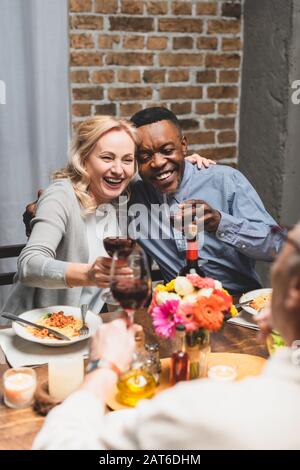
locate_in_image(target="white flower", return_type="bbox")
[174,276,194,296]
[214,280,223,290]
[198,288,214,298]
[156,291,181,305]
[182,294,198,305]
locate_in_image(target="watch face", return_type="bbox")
[87,359,99,373]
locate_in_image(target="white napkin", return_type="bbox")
[0,328,89,368]
[227,310,259,331]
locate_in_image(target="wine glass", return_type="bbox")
[110,246,152,325]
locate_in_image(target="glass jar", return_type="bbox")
[185,329,211,379]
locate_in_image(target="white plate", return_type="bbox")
[12,305,101,347]
[239,288,272,316]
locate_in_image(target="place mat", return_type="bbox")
[106,353,266,411]
[226,310,259,330]
[0,328,89,368]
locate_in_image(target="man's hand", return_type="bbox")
[255,306,273,342]
[177,199,221,233]
[23,189,43,237]
[185,154,216,169]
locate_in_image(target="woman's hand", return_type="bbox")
[255,305,273,341]
[87,257,132,288]
[185,154,216,169]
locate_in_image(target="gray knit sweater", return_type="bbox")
[2,179,89,315]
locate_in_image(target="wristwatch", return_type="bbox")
[86,358,121,377]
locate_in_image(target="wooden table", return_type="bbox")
[0,309,268,450]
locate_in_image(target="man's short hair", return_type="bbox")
[130,107,182,134]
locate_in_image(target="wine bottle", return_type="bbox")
[179,223,205,277]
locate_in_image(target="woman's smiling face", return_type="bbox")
[85,128,136,204]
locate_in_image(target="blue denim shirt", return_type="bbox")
[130,162,284,293]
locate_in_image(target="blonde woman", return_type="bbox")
[3,116,137,315]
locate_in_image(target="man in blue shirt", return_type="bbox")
[130,107,284,294]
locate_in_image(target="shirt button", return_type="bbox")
[220,232,225,238]
[242,244,246,249]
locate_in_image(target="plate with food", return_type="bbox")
[239,288,272,316]
[12,305,101,347]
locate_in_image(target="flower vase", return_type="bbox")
[185,329,211,379]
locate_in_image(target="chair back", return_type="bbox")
[0,244,25,285]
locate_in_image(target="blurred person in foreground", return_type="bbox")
[33,223,300,450]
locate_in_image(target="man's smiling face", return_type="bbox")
[136,119,187,194]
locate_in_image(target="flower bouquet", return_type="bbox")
[149,274,238,379]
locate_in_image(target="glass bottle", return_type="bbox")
[170,324,190,385]
[117,326,157,407]
[179,223,205,277]
[145,343,161,385]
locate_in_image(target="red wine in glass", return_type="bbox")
[111,279,149,311]
[104,237,136,258]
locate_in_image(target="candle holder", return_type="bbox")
[3,367,37,409]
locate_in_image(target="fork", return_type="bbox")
[79,304,89,336]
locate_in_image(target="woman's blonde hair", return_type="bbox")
[53,116,139,213]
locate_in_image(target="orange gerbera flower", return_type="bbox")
[213,289,232,311]
[193,295,225,332]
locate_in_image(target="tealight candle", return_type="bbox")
[207,364,237,382]
[48,356,84,402]
[3,368,37,409]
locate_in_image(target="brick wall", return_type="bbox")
[70,0,242,165]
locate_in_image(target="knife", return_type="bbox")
[1,312,71,341]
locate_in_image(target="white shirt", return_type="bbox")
[33,348,300,450]
[80,204,119,313]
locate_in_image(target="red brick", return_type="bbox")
[98,34,120,49]
[108,87,152,100]
[219,70,239,83]
[196,36,218,50]
[160,86,202,100]
[218,130,236,144]
[109,17,154,32]
[95,0,118,13]
[159,19,203,33]
[173,37,193,50]
[196,2,217,15]
[70,0,92,12]
[91,70,115,83]
[222,38,242,51]
[106,52,153,66]
[121,0,144,14]
[195,102,215,114]
[159,53,204,66]
[70,33,94,49]
[168,70,189,82]
[207,19,241,34]
[70,70,89,83]
[186,131,215,145]
[179,119,199,130]
[71,51,103,66]
[205,117,235,130]
[222,2,242,19]
[147,1,168,15]
[143,70,166,83]
[147,36,168,50]
[171,103,192,115]
[72,87,103,100]
[94,103,117,115]
[72,103,91,117]
[218,102,238,115]
[172,1,192,15]
[206,53,240,68]
[118,69,141,83]
[195,146,237,160]
[207,86,238,99]
[196,70,216,83]
[123,35,144,49]
[120,103,143,117]
[72,15,103,30]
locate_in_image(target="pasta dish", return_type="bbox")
[27,311,82,340]
[250,293,271,312]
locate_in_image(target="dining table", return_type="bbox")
[0,308,268,450]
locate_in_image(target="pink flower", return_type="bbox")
[151,300,183,338]
[186,274,216,289]
[177,302,198,332]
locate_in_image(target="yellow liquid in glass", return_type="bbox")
[117,369,156,407]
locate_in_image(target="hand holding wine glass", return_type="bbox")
[110,246,151,325]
